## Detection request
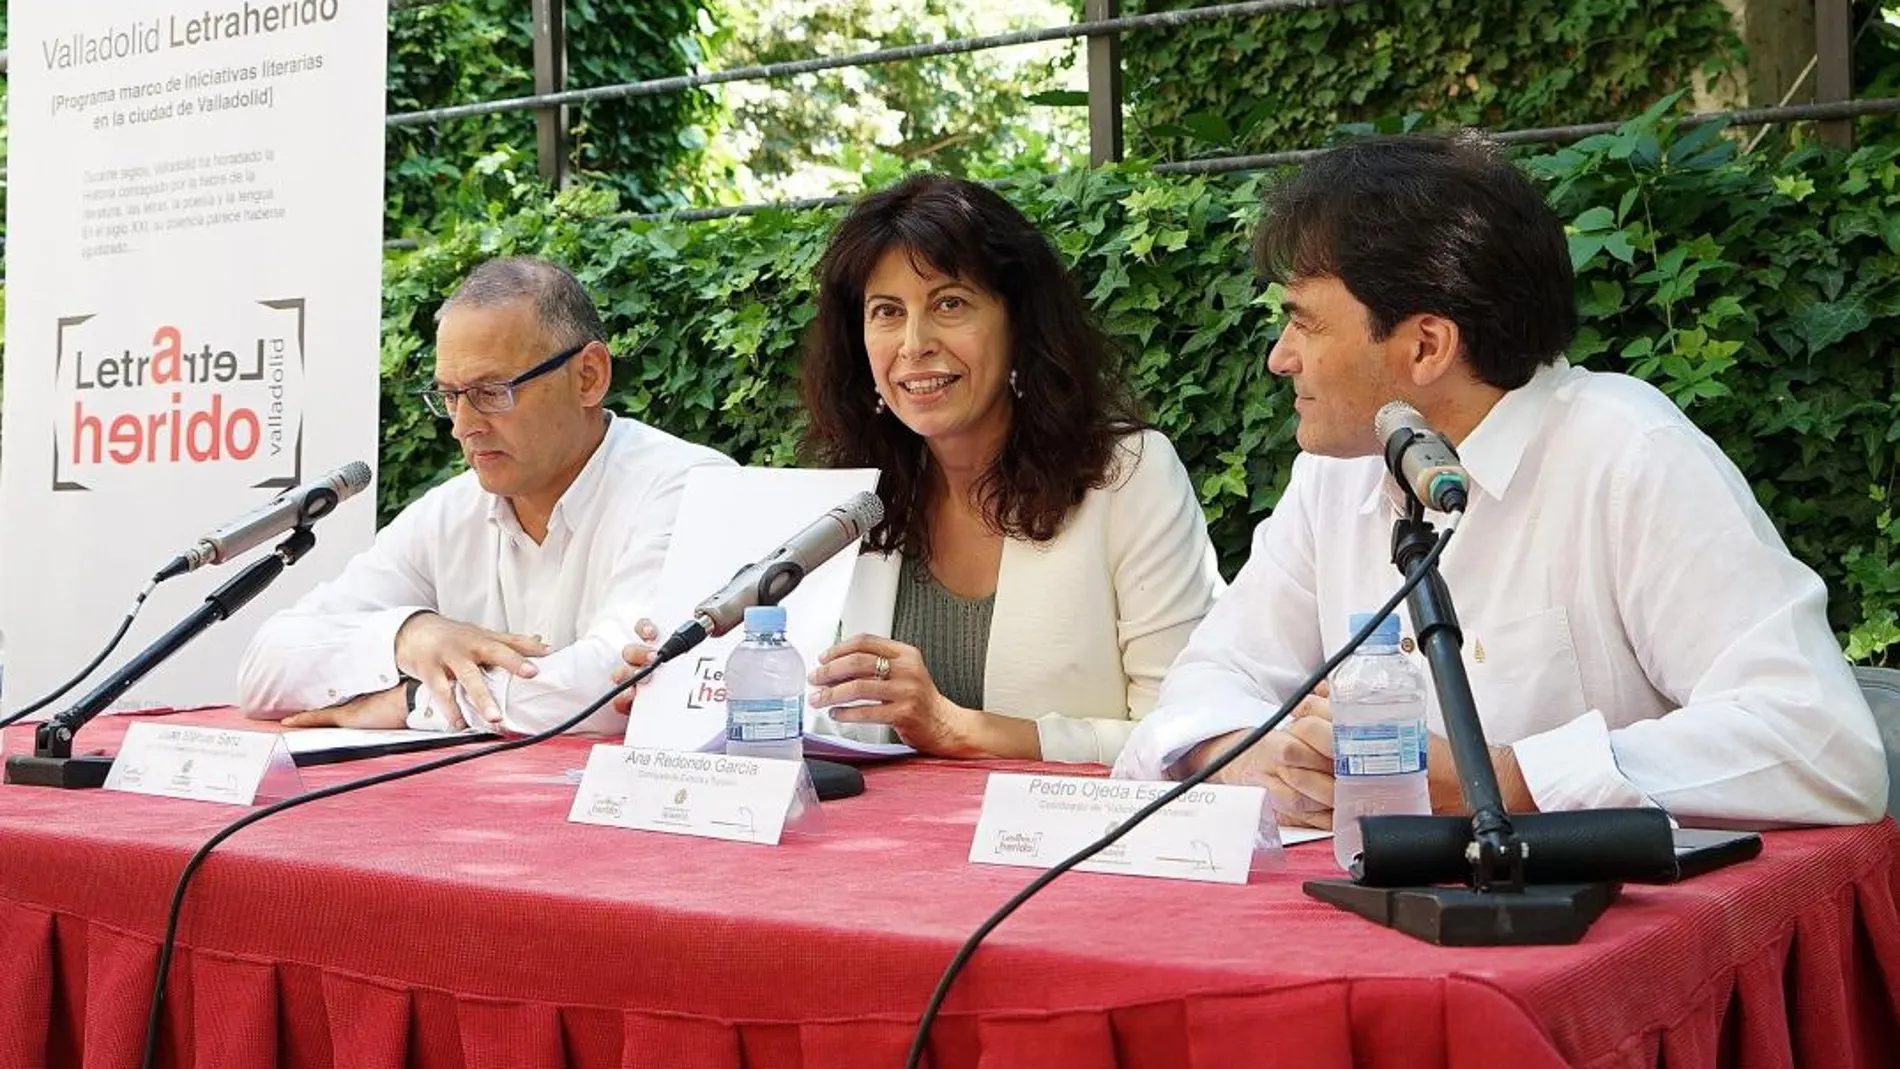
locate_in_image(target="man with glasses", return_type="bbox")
[237,257,731,734]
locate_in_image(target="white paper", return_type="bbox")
[567,743,805,845]
[798,733,915,759]
[968,773,1272,884]
[625,467,879,753]
[1278,826,1333,846]
[104,721,299,806]
[278,726,482,754]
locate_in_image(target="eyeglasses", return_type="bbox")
[416,342,588,419]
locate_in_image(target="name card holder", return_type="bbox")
[567,744,825,845]
[968,773,1281,885]
[104,723,305,806]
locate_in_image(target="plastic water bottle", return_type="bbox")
[724,605,805,763]
[1330,611,1431,871]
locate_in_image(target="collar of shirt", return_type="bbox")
[1358,360,1576,516]
[485,412,620,544]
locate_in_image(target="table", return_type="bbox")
[3,709,1897,1068]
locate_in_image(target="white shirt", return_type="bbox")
[237,413,732,734]
[1115,362,1888,826]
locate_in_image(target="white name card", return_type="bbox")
[103,723,303,806]
[968,773,1272,885]
[567,744,811,845]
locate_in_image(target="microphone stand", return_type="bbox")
[1302,498,1664,945]
[5,527,318,790]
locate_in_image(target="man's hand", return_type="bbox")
[282,684,408,729]
[1427,734,1538,813]
[609,619,662,716]
[1181,683,1335,829]
[393,612,549,728]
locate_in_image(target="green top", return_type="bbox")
[891,554,995,712]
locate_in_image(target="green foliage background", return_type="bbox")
[6,4,1900,663]
[1119,0,1742,159]
[705,0,1085,195]
[379,110,1900,660]
[385,0,718,236]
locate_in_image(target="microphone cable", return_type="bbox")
[136,652,676,1069]
[903,519,1459,1069]
[4,470,369,731]
[0,577,161,730]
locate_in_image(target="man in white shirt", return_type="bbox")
[1114,135,1888,828]
[238,257,731,734]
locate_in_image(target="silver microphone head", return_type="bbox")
[1374,401,1469,513]
[1374,400,1424,444]
[689,489,889,637]
[837,489,886,535]
[336,461,373,493]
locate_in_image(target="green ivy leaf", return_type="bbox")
[1795,296,1873,353]
[1773,175,1817,202]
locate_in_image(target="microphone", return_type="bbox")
[1374,402,1469,513]
[155,461,374,581]
[655,490,886,661]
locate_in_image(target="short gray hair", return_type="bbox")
[437,256,606,349]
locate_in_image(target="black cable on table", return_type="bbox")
[902,523,1458,1068]
[0,579,158,730]
[137,658,666,1069]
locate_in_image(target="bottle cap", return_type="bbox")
[743,604,787,633]
[1348,611,1401,646]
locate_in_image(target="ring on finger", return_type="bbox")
[873,655,892,681]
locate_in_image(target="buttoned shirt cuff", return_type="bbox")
[1509,709,1657,812]
[1112,704,1264,781]
[1036,713,1137,767]
[325,606,433,707]
[404,667,509,735]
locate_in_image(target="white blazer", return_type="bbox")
[816,429,1224,765]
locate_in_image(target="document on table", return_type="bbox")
[1278,827,1332,846]
[798,733,915,760]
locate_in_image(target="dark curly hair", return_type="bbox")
[801,174,1146,560]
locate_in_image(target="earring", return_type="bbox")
[1009,368,1023,398]
[874,392,887,414]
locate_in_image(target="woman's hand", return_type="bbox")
[809,633,1036,758]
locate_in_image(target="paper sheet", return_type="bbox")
[625,467,879,754]
[278,727,483,754]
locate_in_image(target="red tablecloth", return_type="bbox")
[2,709,1897,1069]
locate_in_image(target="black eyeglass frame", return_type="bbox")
[415,340,590,418]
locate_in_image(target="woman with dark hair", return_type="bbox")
[797,174,1222,764]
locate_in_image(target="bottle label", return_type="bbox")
[726,696,803,742]
[1333,722,1426,776]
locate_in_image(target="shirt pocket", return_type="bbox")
[1442,605,1590,745]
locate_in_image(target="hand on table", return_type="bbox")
[808,634,1038,759]
[1184,682,1335,829]
[282,684,408,729]
[1427,732,1538,813]
[393,612,548,728]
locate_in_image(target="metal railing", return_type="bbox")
[527,95,1888,230]
[385,0,1354,178]
[374,0,1875,218]
[0,1,1880,226]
